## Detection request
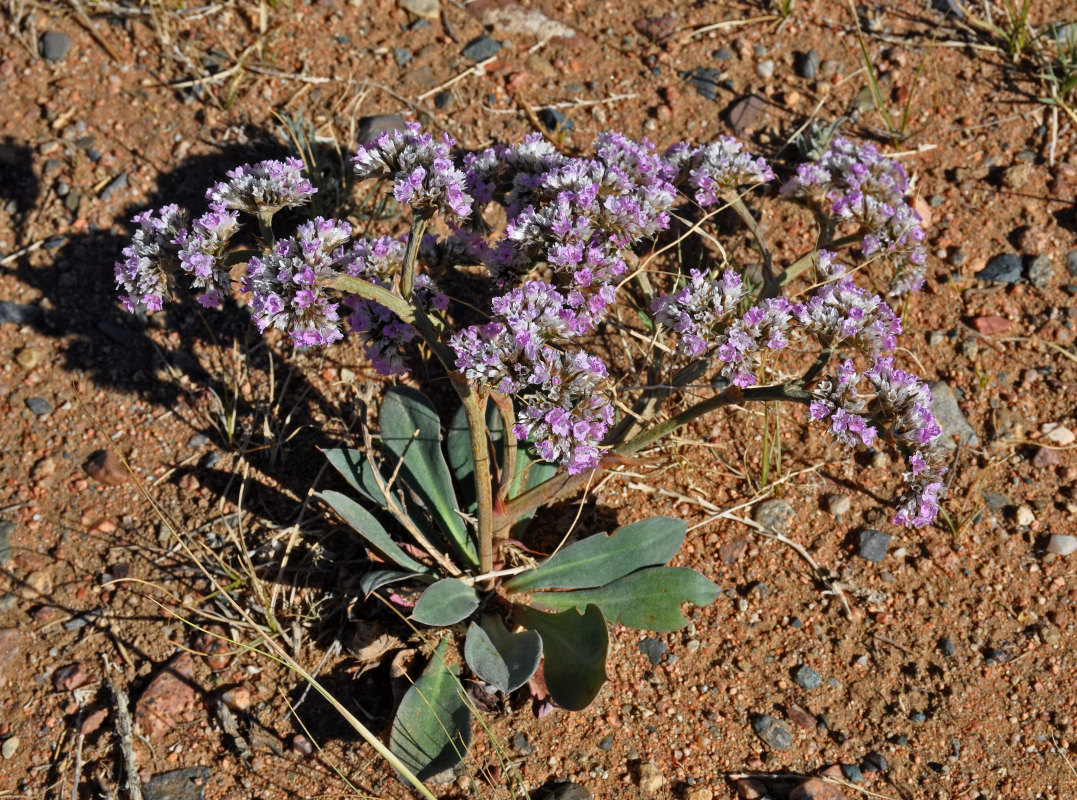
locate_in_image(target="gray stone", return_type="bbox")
[840,764,863,783]
[929,381,979,447]
[434,91,453,110]
[976,253,1023,283]
[539,108,573,134]
[755,59,774,79]
[398,0,440,19]
[597,734,614,751]
[541,782,592,800]
[40,31,72,62]
[0,520,11,566]
[795,50,821,79]
[462,36,502,62]
[684,67,722,100]
[825,494,851,516]
[931,0,965,18]
[513,732,533,755]
[793,665,822,690]
[857,529,890,562]
[26,397,52,417]
[0,302,41,325]
[753,498,794,534]
[712,47,733,61]
[1047,534,1077,556]
[861,751,888,773]
[1028,255,1053,288]
[143,767,212,800]
[393,48,413,67]
[638,637,667,666]
[100,172,128,201]
[726,94,767,135]
[1065,249,1077,278]
[752,714,793,750]
[356,114,406,145]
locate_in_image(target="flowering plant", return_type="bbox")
[115,122,944,783]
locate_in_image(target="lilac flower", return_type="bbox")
[714,297,796,387]
[207,157,316,215]
[793,263,903,358]
[663,138,774,207]
[809,360,878,447]
[114,204,188,312]
[352,122,472,222]
[652,269,747,357]
[174,202,239,308]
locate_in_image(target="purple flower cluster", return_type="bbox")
[810,360,878,447]
[652,269,747,357]
[114,204,188,312]
[352,122,472,222]
[713,296,796,387]
[663,137,775,207]
[242,217,355,347]
[208,157,317,215]
[792,252,902,358]
[781,137,926,295]
[175,202,239,308]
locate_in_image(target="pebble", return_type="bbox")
[543,781,593,800]
[719,536,748,563]
[787,703,816,728]
[752,714,793,750]
[0,302,41,325]
[143,766,212,800]
[910,711,927,723]
[82,449,129,486]
[856,529,890,563]
[637,760,666,794]
[1028,255,1053,288]
[15,347,41,368]
[861,751,888,773]
[938,636,956,657]
[753,498,794,534]
[99,172,128,201]
[1015,505,1035,526]
[397,0,440,19]
[0,520,11,567]
[1047,535,1077,556]
[539,108,573,134]
[684,788,712,800]
[735,777,768,798]
[976,253,1023,283]
[597,734,614,751]
[825,494,851,516]
[26,397,52,417]
[461,36,502,62]
[434,91,452,110]
[840,763,863,783]
[795,50,821,79]
[929,381,979,447]
[789,777,846,800]
[756,59,774,79]
[80,708,109,735]
[356,114,405,145]
[292,733,314,756]
[40,31,72,62]
[1066,250,1077,277]
[1,736,18,759]
[1002,162,1034,189]
[1042,423,1076,445]
[725,94,767,135]
[393,48,412,67]
[221,687,250,711]
[684,67,722,100]
[195,624,232,671]
[970,315,1010,335]
[713,47,734,61]
[135,653,198,738]
[794,665,823,690]
[638,637,667,665]
[513,732,534,755]
[932,0,965,18]
[948,247,967,267]
[53,662,90,691]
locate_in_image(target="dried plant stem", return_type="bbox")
[102,664,143,800]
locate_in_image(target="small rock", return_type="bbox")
[136,653,198,738]
[1001,162,1034,189]
[735,777,768,799]
[1066,250,1077,277]
[756,59,774,79]
[685,788,713,800]
[713,47,734,61]
[929,381,979,447]
[1015,505,1035,526]
[840,763,863,783]
[932,0,965,17]
[753,498,794,534]
[909,711,927,723]
[719,536,748,563]
[15,347,41,369]
[825,495,851,516]
[434,91,452,110]
[461,36,502,62]
[81,708,109,735]
[633,14,676,43]
[356,115,406,145]
[638,637,667,666]
[1028,255,1053,289]
[221,687,250,711]
[24,569,53,597]
[99,172,128,201]
[1047,535,1077,556]
[82,449,129,486]
[597,734,614,751]
[684,67,722,100]
[790,777,846,800]
[0,302,41,325]
[542,781,593,800]
[794,665,822,690]
[948,247,967,267]
[637,761,666,794]
[40,31,72,62]
[787,703,816,728]
[195,625,232,671]
[976,253,1023,283]
[1042,423,1076,445]
[725,94,767,135]
[752,714,793,750]
[143,766,212,800]
[1032,446,1060,468]
[970,315,1010,335]
[1,736,18,759]
[861,751,888,773]
[53,662,90,691]
[291,733,314,756]
[856,529,890,563]
[795,50,821,79]
[538,108,573,134]
[397,0,439,19]
[938,636,956,657]
[513,732,533,755]
[26,397,52,417]
[393,48,412,67]
[0,520,11,566]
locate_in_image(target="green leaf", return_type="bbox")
[513,604,607,711]
[529,566,720,632]
[359,570,434,596]
[504,516,687,593]
[380,387,477,567]
[463,617,542,693]
[446,403,505,514]
[411,578,480,627]
[389,638,472,781]
[319,490,427,574]
[323,447,386,505]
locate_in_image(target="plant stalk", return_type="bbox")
[399,215,428,300]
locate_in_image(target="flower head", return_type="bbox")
[114,204,188,312]
[208,157,316,215]
[174,202,239,308]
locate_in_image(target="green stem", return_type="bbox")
[463,394,495,576]
[256,211,276,248]
[399,215,428,301]
[725,193,777,300]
